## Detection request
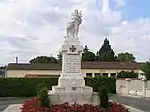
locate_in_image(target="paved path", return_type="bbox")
[0,97,27,112]
[2,104,22,112]
[110,95,150,112]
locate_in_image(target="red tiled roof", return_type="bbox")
[6,61,143,70]
[81,61,142,69]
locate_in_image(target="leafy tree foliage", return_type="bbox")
[83,45,89,52]
[116,52,135,62]
[117,71,138,78]
[0,66,6,69]
[141,61,150,80]
[57,52,62,64]
[29,56,58,64]
[96,38,115,61]
[82,45,96,61]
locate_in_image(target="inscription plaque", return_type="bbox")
[65,55,80,73]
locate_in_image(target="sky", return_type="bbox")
[0,0,150,66]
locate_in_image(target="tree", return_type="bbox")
[96,38,115,61]
[116,52,135,62]
[57,52,62,64]
[82,45,96,61]
[117,71,138,78]
[141,61,150,81]
[29,56,58,64]
[0,66,6,69]
[83,45,89,52]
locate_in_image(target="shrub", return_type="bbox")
[117,71,138,78]
[0,77,116,97]
[141,61,150,81]
[99,86,109,108]
[36,81,47,93]
[85,77,116,94]
[20,98,129,112]
[109,101,130,112]
[20,97,50,112]
[37,87,50,108]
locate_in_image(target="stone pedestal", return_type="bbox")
[48,92,99,105]
[48,37,100,105]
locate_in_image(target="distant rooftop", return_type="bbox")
[6,61,144,70]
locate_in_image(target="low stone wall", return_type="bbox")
[116,78,150,97]
[145,89,150,97]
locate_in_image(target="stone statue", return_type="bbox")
[66,9,82,38]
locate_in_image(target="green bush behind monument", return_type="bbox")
[0,77,116,97]
[117,71,138,78]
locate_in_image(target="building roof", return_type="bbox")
[82,61,142,69]
[6,61,143,70]
[6,63,61,70]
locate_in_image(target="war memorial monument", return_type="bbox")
[48,9,99,105]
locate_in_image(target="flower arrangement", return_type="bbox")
[20,97,129,112]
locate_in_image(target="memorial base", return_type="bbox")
[48,91,100,105]
[48,75,100,105]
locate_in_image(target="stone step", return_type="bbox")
[48,91,100,105]
[58,77,85,87]
[52,86,93,93]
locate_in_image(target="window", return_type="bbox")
[94,73,101,77]
[103,73,108,77]
[86,73,92,77]
[110,73,116,78]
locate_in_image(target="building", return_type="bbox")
[5,61,145,78]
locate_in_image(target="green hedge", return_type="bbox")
[85,77,116,94]
[0,77,116,97]
[117,71,138,78]
[0,78,58,97]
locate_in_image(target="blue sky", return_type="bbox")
[0,0,150,65]
[119,0,150,20]
[96,0,150,20]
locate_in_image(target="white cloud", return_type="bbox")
[0,0,149,65]
[114,0,131,7]
[109,18,150,61]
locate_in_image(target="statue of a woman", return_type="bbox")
[66,9,82,38]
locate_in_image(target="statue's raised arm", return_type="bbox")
[66,9,82,38]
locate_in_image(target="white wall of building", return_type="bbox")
[6,70,61,77]
[6,68,144,78]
